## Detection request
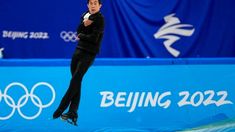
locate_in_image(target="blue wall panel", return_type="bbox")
[0,59,235,131]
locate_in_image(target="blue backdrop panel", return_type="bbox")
[0,59,235,131]
[0,0,235,58]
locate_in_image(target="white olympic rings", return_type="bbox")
[60,31,78,42]
[0,82,55,120]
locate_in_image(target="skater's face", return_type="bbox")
[87,0,102,14]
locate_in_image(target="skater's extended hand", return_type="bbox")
[83,19,93,27]
[77,36,80,40]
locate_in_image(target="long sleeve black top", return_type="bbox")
[76,11,105,54]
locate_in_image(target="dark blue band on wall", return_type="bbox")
[1,58,235,66]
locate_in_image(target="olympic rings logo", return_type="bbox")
[60,31,78,42]
[0,82,56,120]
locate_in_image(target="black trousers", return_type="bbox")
[58,48,96,113]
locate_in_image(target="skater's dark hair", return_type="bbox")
[87,0,102,4]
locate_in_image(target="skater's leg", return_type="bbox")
[60,58,92,124]
[53,49,80,119]
[53,73,79,118]
[69,53,95,113]
[57,51,94,112]
[70,49,80,76]
[68,89,80,113]
[56,61,84,112]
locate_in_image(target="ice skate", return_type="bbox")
[60,111,78,126]
[53,109,63,119]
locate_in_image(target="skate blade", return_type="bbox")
[66,119,78,126]
[60,116,67,121]
[60,117,77,126]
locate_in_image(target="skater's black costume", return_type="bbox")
[53,11,104,124]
